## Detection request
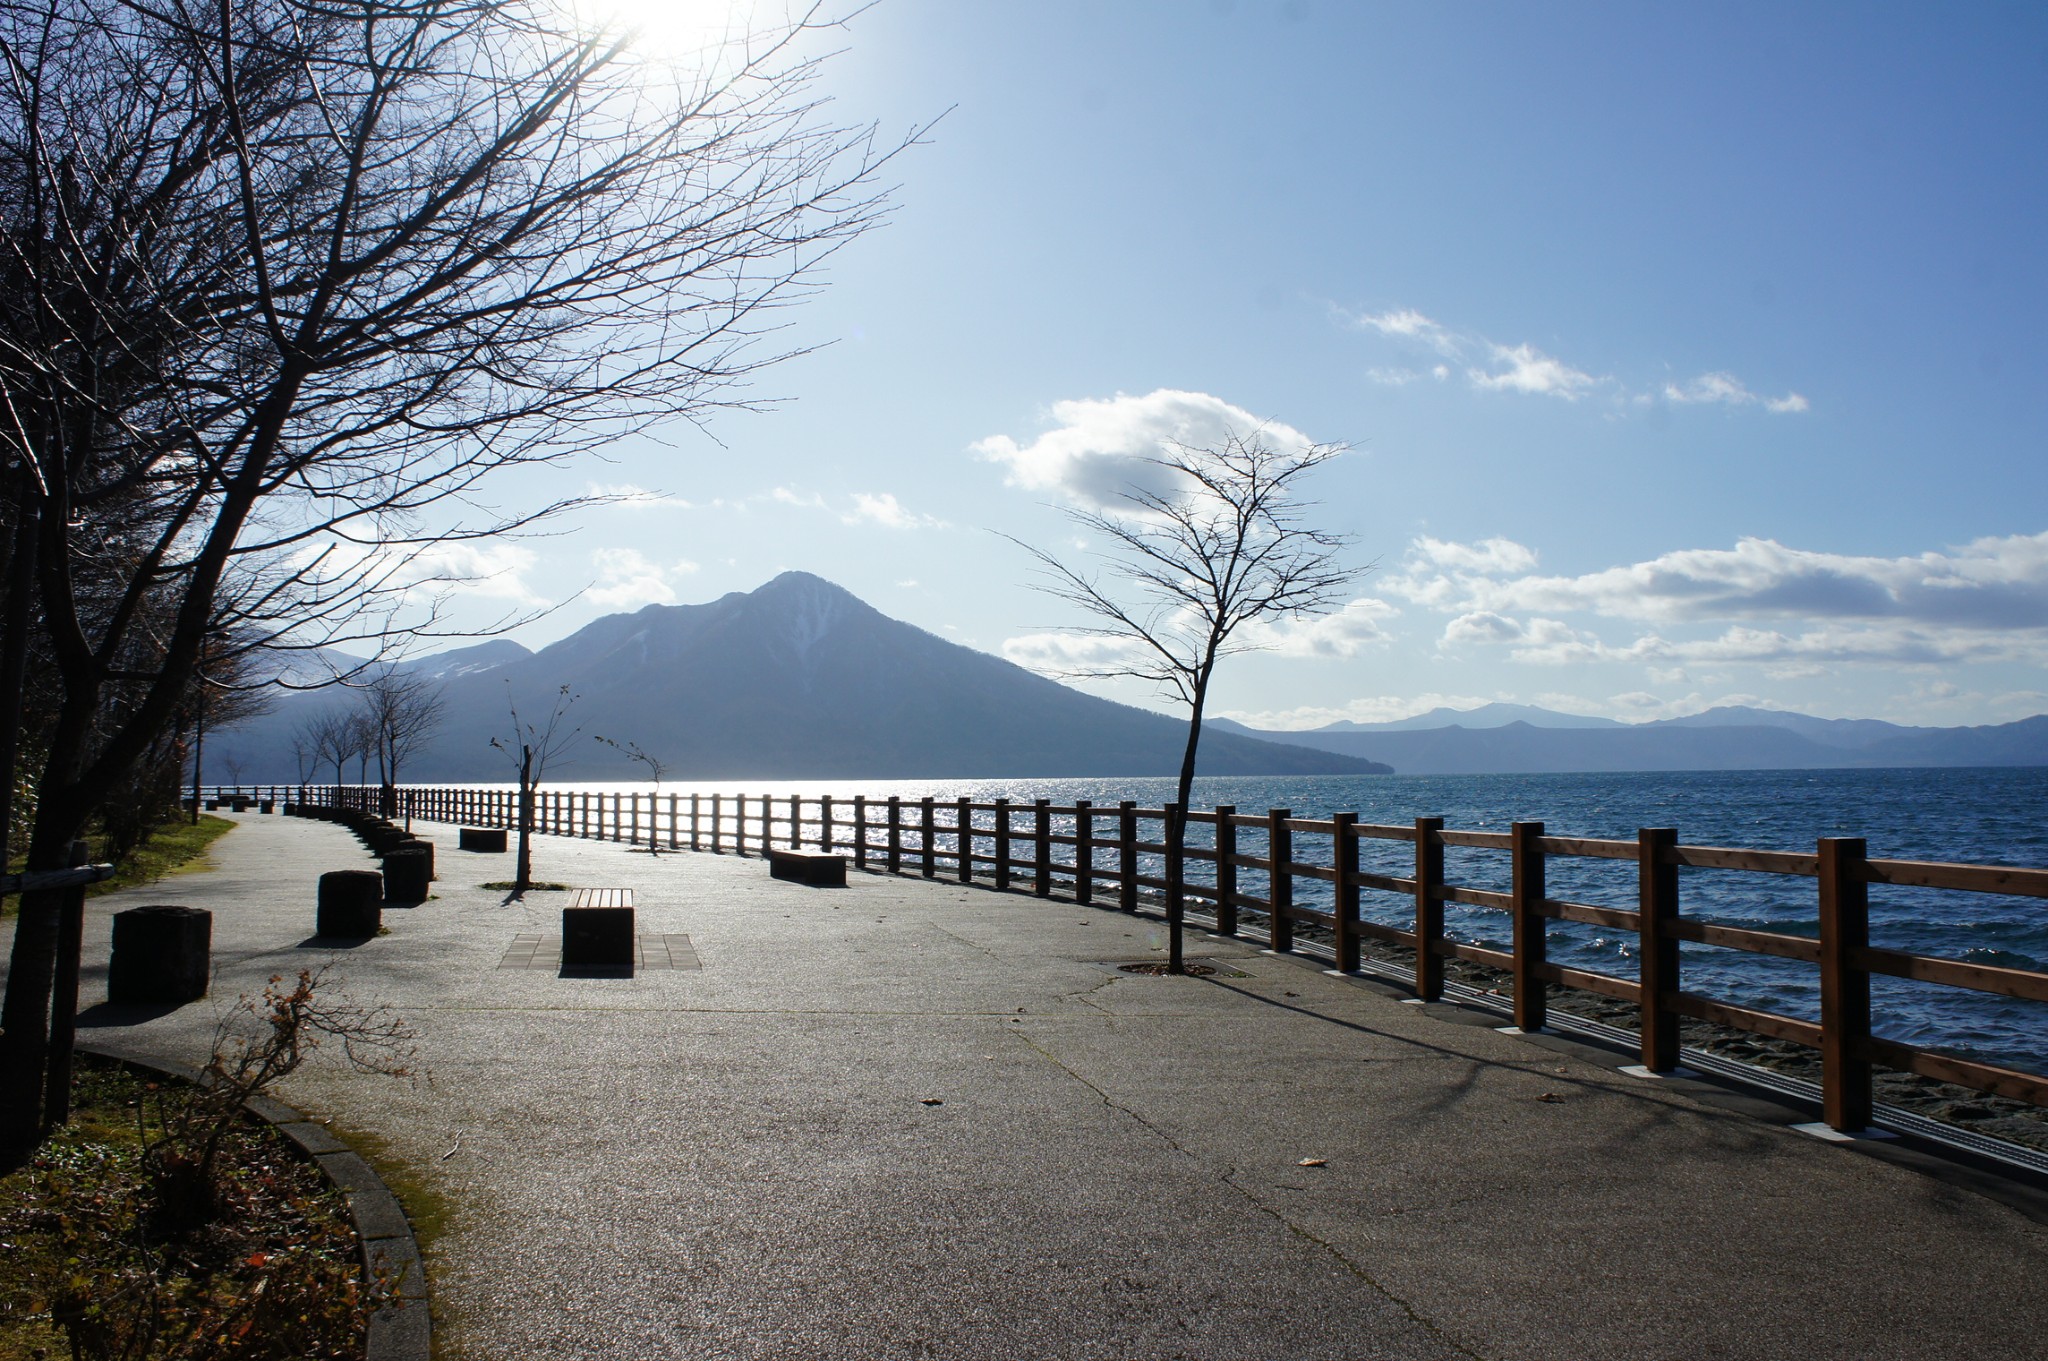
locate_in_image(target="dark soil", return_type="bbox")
[0,1056,383,1359]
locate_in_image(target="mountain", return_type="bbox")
[1222,708,2048,775]
[406,638,531,681]
[1644,705,1930,748]
[1316,702,1624,732]
[211,572,1391,781]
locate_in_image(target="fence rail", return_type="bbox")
[294,783,2048,1134]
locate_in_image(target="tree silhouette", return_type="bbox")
[0,0,910,1147]
[1013,432,1366,973]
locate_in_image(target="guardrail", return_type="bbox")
[311,784,2048,1134]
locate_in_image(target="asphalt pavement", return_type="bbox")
[10,810,2048,1361]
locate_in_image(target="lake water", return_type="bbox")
[437,766,2048,1073]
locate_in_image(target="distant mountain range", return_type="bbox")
[210,573,1391,781]
[1212,704,2048,775]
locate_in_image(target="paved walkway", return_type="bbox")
[8,811,2048,1360]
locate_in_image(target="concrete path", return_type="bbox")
[9,811,2047,1360]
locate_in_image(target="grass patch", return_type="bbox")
[0,1055,382,1360]
[90,813,236,897]
[316,1121,453,1360]
[3,814,235,920]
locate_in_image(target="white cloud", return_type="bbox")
[1663,372,1809,415]
[1441,611,1525,646]
[1000,632,1145,673]
[1468,342,1601,400]
[1389,529,2048,676]
[972,389,1319,509]
[1346,307,1462,357]
[1241,596,1399,657]
[588,547,696,610]
[771,486,826,510]
[398,541,546,607]
[1393,531,2048,632]
[1338,303,1804,414]
[843,492,945,530]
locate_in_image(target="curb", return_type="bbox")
[77,1044,430,1361]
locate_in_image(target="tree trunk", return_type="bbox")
[0,487,40,868]
[516,745,534,891]
[1166,676,1211,976]
[0,804,91,1151]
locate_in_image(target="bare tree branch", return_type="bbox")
[1009,429,1370,972]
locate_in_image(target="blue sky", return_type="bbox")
[430,1,2048,730]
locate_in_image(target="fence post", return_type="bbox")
[1118,801,1137,911]
[1818,836,1874,1133]
[821,796,834,853]
[1511,821,1547,1032]
[886,796,902,873]
[711,794,724,852]
[741,793,754,856]
[920,797,936,878]
[1414,816,1445,1000]
[1267,808,1294,952]
[1331,813,1359,972]
[690,794,701,851]
[956,798,973,882]
[994,799,1012,890]
[1074,800,1093,904]
[1034,799,1052,897]
[1165,803,1185,960]
[1212,805,1238,935]
[1637,828,1681,1071]
[853,796,868,868]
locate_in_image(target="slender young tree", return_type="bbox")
[0,0,908,1144]
[1013,432,1367,973]
[492,684,579,893]
[594,734,668,854]
[362,668,446,815]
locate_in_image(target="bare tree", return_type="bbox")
[362,668,446,816]
[594,734,667,854]
[492,684,580,893]
[0,0,909,1143]
[1012,432,1366,974]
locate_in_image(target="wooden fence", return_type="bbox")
[304,783,2048,1136]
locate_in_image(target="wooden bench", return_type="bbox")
[768,848,846,887]
[563,888,635,967]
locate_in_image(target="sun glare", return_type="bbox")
[565,0,795,64]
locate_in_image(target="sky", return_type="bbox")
[417,1,2048,731]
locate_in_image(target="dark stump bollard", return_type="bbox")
[388,837,435,880]
[259,800,275,814]
[108,906,212,1004]
[317,870,383,937]
[562,907,635,968]
[381,848,432,903]
[458,827,508,853]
